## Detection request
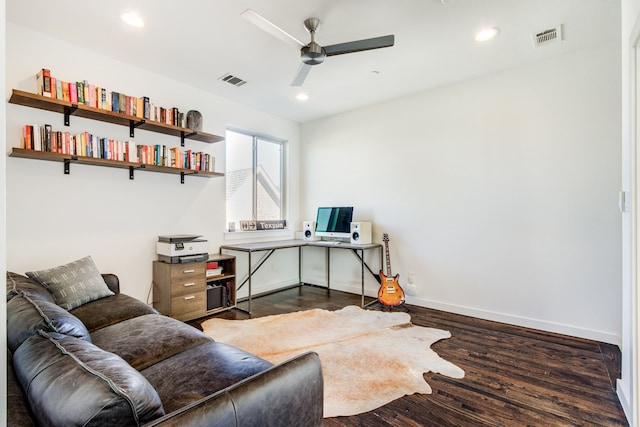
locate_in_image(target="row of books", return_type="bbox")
[37,69,189,128]
[22,124,215,172]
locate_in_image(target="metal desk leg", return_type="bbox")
[361,248,365,307]
[247,250,252,314]
[326,247,330,292]
[298,246,302,294]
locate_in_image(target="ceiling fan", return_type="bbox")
[241,9,395,86]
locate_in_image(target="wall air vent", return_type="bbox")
[219,73,247,87]
[532,25,563,48]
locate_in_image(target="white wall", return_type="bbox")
[301,41,622,345]
[1,0,8,424]
[620,0,640,424]
[4,23,302,304]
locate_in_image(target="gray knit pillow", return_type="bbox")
[26,256,114,310]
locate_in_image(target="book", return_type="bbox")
[136,97,144,119]
[99,87,107,110]
[62,81,70,102]
[80,132,87,156]
[111,91,119,113]
[119,93,126,114]
[44,124,52,152]
[126,141,136,163]
[73,134,81,156]
[33,124,41,151]
[143,97,150,119]
[76,82,84,104]
[172,108,179,126]
[37,69,52,98]
[88,84,97,108]
[83,80,90,106]
[50,77,58,99]
[62,132,70,154]
[23,125,32,150]
[56,79,63,100]
[69,82,78,104]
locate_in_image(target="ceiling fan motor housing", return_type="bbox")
[301,42,326,65]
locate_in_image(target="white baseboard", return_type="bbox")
[326,282,621,346]
[616,378,634,426]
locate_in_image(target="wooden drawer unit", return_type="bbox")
[153,261,206,321]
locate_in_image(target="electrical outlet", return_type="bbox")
[407,271,415,284]
[405,283,417,296]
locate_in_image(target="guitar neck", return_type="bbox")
[384,240,392,277]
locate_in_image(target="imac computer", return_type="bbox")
[315,207,353,240]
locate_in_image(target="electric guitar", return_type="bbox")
[378,233,405,307]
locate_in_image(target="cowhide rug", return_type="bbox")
[201,305,464,418]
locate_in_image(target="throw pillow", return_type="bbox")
[26,256,114,310]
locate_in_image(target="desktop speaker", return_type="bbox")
[303,221,320,241]
[350,222,372,245]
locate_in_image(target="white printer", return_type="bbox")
[157,235,209,264]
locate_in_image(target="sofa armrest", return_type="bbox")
[101,274,120,294]
[7,350,37,427]
[144,351,323,427]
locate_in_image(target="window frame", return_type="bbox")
[225,127,287,232]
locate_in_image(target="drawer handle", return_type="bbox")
[184,296,196,301]
[183,282,195,287]
[183,269,195,274]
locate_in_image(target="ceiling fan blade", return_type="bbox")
[241,9,305,49]
[291,63,313,86]
[324,34,395,57]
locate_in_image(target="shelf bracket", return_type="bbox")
[180,130,197,147]
[180,172,185,184]
[129,120,145,138]
[129,166,135,180]
[64,159,70,175]
[63,105,78,126]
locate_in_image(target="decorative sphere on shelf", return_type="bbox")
[186,110,203,131]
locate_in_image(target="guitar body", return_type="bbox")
[378,270,405,307]
[377,233,405,307]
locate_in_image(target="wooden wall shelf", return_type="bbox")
[9,89,224,144]
[10,148,224,183]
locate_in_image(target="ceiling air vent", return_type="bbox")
[219,73,247,87]
[532,25,563,48]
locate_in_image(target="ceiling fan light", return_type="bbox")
[121,12,144,28]
[475,27,500,42]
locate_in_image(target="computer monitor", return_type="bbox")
[314,207,353,239]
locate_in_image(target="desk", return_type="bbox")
[220,240,382,314]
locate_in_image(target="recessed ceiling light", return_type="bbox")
[296,93,309,101]
[121,12,145,28]
[475,27,500,42]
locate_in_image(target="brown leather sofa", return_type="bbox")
[6,271,324,426]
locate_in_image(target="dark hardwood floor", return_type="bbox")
[192,286,629,426]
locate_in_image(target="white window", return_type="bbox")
[225,129,285,231]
